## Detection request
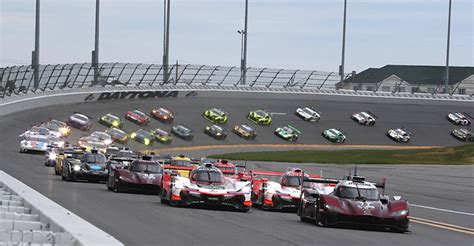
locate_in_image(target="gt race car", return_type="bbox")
[130,129,154,146]
[106,128,128,144]
[150,107,174,123]
[171,125,194,140]
[322,128,346,143]
[125,110,150,125]
[41,119,71,137]
[99,113,123,128]
[233,124,257,140]
[66,113,92,131]
[274,125,301,142]
[297,175,409,233]
[160,163,252,212]
[203,108,229,124]
[248,109,272,125]
[295,107,321,122]
[204,125,228,140]
[451,128,473,142]
[446,112,471,126]
[20,126,62,139]
[19,135,50,153]
[387,128,412,143]
[152,128,172,144]
[62,149,108,182]
[107,156,162,194]
[162,155,199,177]
[351,111,377,126]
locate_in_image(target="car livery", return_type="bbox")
[150,107,174,123]
[295,107,321,122]
[99,113,123,128]
[322,128,346,143]
[55,147,85,175]
[274,125,301,142]
[62,149,108,182]
[451,128,473,142]
[171,125,194,140]
[297,175,409,233]
[107,156,162,194]
[130,129,154,146]
[351,111,377,126]
[233,124,257,140]
[125,110,150,125]
[248,109,272,125]
[160,163,252,212]
[66,113,92,131]
[105,128,128,144]
[203,108,229,124]
[19,135,50,153]
[446,112,471,126]
[387,128,412,143]
[204,124,228,140]
[20,126,62,139]
[152,128,172,144]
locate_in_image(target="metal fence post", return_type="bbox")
[127,63,141,85]
[138,64,154,86]
[318,72,334,90]
[189,65,205,85]
[284,70,300,88]
[218,66,236,86]
[204,66,219,85]
[43,64,60,91]
[176,64,190,85]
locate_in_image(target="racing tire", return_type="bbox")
[112,178,121,193]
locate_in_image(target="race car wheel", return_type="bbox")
[112,176,121,193]
[299,200,311,223]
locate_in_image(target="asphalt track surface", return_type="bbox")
[0,93,473,245]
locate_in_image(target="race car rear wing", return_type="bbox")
[365,111,378,118]
[463,112,473,119]
[401,127,414,136]
[287,125,302,135]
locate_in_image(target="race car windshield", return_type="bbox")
[255,110,267,117]
[92,132,109,139]
[154,129,168,136]
[83,154,106,165]
[337,186,379,200]
[130,163,162,173]
[106,114,120,121]
[192,170,223,183]
[109,129,126,136]
[26,136,48,142]
[242,125,253,132]
[282,127,293,133]
[178,126,191,133]
[329,129,339,135]
[211,108,224,115]
[133,110,147,117]
[137,130,153,138]
[73,114,89,122]
[281,175,302,187]
[303,108,315,115]
[170,159,191,166]
[211,125,224,132]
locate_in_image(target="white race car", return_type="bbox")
[446,112,471,126]
[387,128,412,143]
[160,163,252,212]
[295,107,321,122]
[20,135,51,153]
[351,111,377,126]
[19,126,62,139]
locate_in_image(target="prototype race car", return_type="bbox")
[105,128,128,144]
[171,125,194,140]
[160,163,252,211]
[387,128,412,143]
[152,128,172,144]
[247,109,272,125]
[19,126,62,139]
[322,128,346,143]
[232,124,257,140]
[107,156,162,194]
[130,129,154,146]
[62,149,108,182]
[446,112,471,126]
[204,124,228,140]
[351,111,377,126]
[451,128,473,142]
[274,125,301,142]
[41,119,71,137]
[125,110,150,126]
[251,168,327,211]
[297,175,409,233]
[66,113,92,131]
[295,107,321,122]
[54,147,85,175]
[150,107,174,123]
[99,113,123,128]
[203,108,229,124]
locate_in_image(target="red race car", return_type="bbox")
[251,168,325,211]
[150,107,174,123]
[298,174,409,233]
[125,110,150,125]
[214,160,251,181]
[106,156,162,194]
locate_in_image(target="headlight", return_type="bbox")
[163,116,168,119]
[73,165,81,171]
[49,153,57,160]
[216,133,221,136]
[390,209,408,217]
[104,139,112,145]
[57,141,65,148]
[112,121,119,127]
[130,133,136,139]
[144,138,150,145]
[59,127,69,135]
[324,204,344,213]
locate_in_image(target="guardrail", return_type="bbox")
[0,63,472,101]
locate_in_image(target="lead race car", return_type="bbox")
[297,172,409,233]
[160,163,252,212]
[61,149,108,182]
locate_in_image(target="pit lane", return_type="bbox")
[0,93,472,245]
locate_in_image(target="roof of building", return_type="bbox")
[342,65,474,85]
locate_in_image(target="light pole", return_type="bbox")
[445,0,452,94]
[239,0,248,85]
[238,29,246,84]
[92,0,100,84]
[32,0,40,88]
[162,0,171,84]
[340,0,347,84]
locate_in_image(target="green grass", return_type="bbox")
[208,144,474,165]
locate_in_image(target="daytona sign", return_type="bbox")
[84,90,197,101]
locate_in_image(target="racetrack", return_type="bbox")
[0,93,473,245]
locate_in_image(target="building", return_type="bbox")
[337,65,474,95]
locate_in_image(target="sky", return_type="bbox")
[0,0,472,73]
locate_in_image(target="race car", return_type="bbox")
[232,124,257,140]
[160,163,252,212]
[213,160,250,181]
[251,168,327,211]
[247,109,272,125]
[61,149,108,182]
[150,107,174,123]
[54,147,85,175]
[171,125,194,140]
[41,119,71,137]
[351,111,377,126]
[90,131,113,146]
[322,128,346,143]
[105,128,128,144]
[203,108,229,124]
[107,156,162,194]
[125,109,150,126]
[295,107,321,122]
[152,128,172,144]
[19,126,62,139]
[99,113,123,128]
[274,125,301,142]
[130,129,154,146]
[451,128,474,142]
[387,128,412,143]
[66,113,92,131]
[162,155,199,177]
[204,124,228,140]
[297,175,409,233]
[446,112,471,126]
[19,135,50,153]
